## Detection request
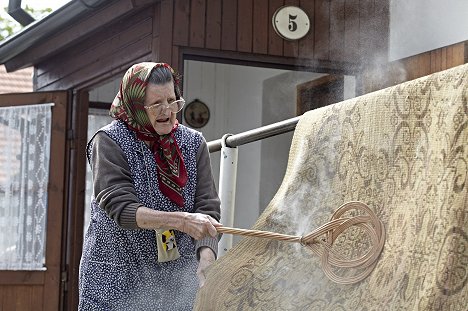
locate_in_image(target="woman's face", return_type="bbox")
[144,81,177,135]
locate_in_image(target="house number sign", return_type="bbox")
[272,6,310,41]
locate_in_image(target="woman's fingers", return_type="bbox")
[205,215,220,237]
[182,213,221,239]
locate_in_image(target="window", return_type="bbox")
[0,103,53,270]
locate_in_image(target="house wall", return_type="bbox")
[34,0,389,91]
[35,4,155,90]
[30,0,466,248]
[8,1,462,308]
[362,41,467,93]
[0,65,33,94]
[162,0,389,70]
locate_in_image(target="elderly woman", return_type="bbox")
[79,62,221,310]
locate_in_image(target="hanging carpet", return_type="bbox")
[195,64,468,311]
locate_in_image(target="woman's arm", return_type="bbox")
[193,139,222,259]
[91,132,218,239]
[90,132,142,229]
[136,207,218,240]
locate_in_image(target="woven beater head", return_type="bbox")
[216,201,386,285]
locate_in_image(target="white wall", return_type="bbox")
[184,61,355,245]
[389,0,468,61]
[183,61,292,243]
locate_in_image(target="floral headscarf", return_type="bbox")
[109,62,187,207]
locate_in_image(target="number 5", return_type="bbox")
[288,14,297,32]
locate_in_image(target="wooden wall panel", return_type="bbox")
[160,0,175,64]
[152,2,161,61]
[359,0,374,61]
[172,45,181,72]
[253,0,269,54]
[190,0,206,48]
[206,0,222,50]
[0,285,44,311]
[221,0,238,51]
[314,0,330,60]
[166,0,388,64]
[237,0,253,52]
[268,0,284,56]
[447,43,463,68]
[418,52,431,78]
[30,0,394,91]
[361,42,467,94]
[38,35,153,90]
[298,0,314,58]
[37,16,153,90]
[441,47,447,70]
[330,0,345,61]
[374,0,389,57]
[344,0,359,61]
[36,8,153,77]
[173,0,190,46]
[283,0,300,58]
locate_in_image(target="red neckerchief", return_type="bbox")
[151,122,187,207]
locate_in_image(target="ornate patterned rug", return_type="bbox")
[195,64,467,310]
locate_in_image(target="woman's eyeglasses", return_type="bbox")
[144,98,185,115]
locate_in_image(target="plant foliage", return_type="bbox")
[0,5,51,41]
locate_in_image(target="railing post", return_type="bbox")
[218,134,238,256]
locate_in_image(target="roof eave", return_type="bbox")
[0,0,114,70]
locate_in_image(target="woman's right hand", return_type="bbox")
[179,212,219,240]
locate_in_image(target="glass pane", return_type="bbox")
[0,104,53,270]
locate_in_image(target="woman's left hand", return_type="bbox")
[197,247,216,288]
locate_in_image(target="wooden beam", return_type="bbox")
[180,46,361,75]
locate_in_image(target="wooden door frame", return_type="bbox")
[296,75,345,115]
[0,91,68,310]
[177,47,362,79]
[62,89,89,311]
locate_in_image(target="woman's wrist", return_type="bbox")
[136,207,187,230]
[198,247,215,260]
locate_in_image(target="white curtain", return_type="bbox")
[83,108,113,236]
[0,103,53,270]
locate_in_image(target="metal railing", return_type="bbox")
[207,115,301,255]
[207,116,301,153]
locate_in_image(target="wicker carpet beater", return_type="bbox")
[216,201,386,285]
